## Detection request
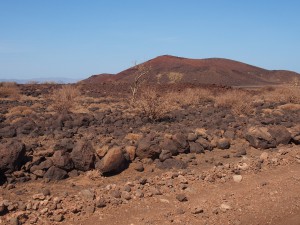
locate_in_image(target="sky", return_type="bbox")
[0,0,300,80]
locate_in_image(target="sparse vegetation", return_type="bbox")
[0,82,20,99]
[261,86,300,104]
[214,89,254,115]
[134,87,173,121]
[130,63,151,104]
[51,85,81,113]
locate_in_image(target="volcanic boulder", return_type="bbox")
[0,141,26,173]
[245,127,276,149]
[96,147,127,174]
[71,141,95,171]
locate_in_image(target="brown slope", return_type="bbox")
[81,55,300,86]
[80,73,115,83]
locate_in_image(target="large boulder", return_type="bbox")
[43,166,67,180]
[245,127,276,149]
[136,137,161,159]
[159,137,179,156]
[0,141,26,173]
[288,125,300,144]
[96,147,127,174]
[71,141,95,171]
[52,150,74,171]
[268,126,291,145]
[172,133,189,153]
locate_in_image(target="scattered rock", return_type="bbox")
[134,162,144,172]
[191,207,204,214]
[176,194,188,202]
[233,175,243,183]
[71,141,95,171]
[43,166,67,180]
[96,147,127,174]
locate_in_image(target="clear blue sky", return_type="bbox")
[1,0,300,80]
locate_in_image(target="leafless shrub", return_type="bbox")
[51,85,81,113]
[130,63,151,104]
[214,89,254,115]
[134,87,174,121]
[0,82,20,99]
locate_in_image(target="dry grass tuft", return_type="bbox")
[6,106,34,119]
[164,88,213,107]
[214,89,254,115]
[0,82,20,99]
[51,85,81,113]
[261,86,300,104]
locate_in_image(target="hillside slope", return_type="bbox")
[81,55,300,86]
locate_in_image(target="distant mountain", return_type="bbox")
[0,77,81,84]
[80,55,300,86]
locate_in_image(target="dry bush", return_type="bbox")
[134,87,174,121]
[214,89,254,115]
[0,82,20,99]
[261,86,300,104]
[6,106,34,120]
[51,85,81,113]
[164,88,213,107]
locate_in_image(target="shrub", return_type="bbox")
[0,82,20,99]
[214,89,254,115]
[164,88,213,107]
[51,85,80,113]
[261,86,300,104]
[134,87,173,122]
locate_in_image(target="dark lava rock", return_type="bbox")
[0,140,26,173]
[159,138,179,156]
[136,137,161,159]
[156,158,187,170]
[71,141,95,171]
[43,166,67,180]
[172,133,189,153]
[0,126,16,138]
[268,125,291,145]
[52,150,74,171]
[217,138,230,150]
[176,194,188,202]
[159,150,172,161]
[189,142,204,154]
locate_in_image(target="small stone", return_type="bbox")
[111,190,121,199]
[238,163,249,171]
[260,152,269,161]
[9,217,20,225]
[81,189,95,201]
[53,214,63,222]
[86,205,95,214]
[220,203,232,212]
[96,198,106,208]
[135,190,144,198]
[134,163,144,172]
[176,194,188,202]
[123,185,131,192]
[233,175,243,183]
[122,191,132,200]
[40,207,48,214]
[139,178,147,185]
[191,207,204,214]
[176,208,185,215]
[42,189,51,196]
[32,193,46,200]
[178,175,188,184]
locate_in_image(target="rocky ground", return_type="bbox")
[0,83,300,224]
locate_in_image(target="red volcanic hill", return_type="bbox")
[81,55,300,86]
